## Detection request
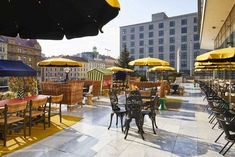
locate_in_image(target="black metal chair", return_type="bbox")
[217,115,235,156]
[108,89,126,132]
[142,95,159,134]
[124,92,145,140]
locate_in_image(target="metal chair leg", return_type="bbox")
[212,121,218,129]
[223,142,234,156]
[120,114,124,132]
[108,113,114,130]
[116,114,118,126]
[215,131,224,143]
[219,141,230,154]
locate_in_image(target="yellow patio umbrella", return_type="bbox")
[128,57,170,66]
[37,58,82,67]
[128,57,170,80]
[195,61,235,66]
[123,68,134,72]
[107,66,126,72]
[196,47,235,62]
[148,66,175,72]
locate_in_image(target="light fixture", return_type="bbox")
[64,67,71,82]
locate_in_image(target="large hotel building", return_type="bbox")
[120,12,208,75]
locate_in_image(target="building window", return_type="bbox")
[170,53,175,60]
[130,34,135,40]
[139,26,144,31]
[158,23,164,29]
[130,49,135,54]
[159,46,164,52]
[148,39,154,45]
[194,26,197,32]
[139,33,144,39]
[159,30,164,36]
[139,55,144,58]
[148,47,154,53]
[149,24,154,30]
[181,19,187,25]
[149,54,153,57]
[194,43,200,49]
[122,29,126,34]
[139,40,144,46]
[159,54,164,59]
[194,17,197,23]
[181,44,187,51]
[181,36,187,42]
[122,36,126,41]
[181,52,187,59]
[18,48,22,53]
[29,57,32,61]
[139,48,144,54]
[169,29,175,35]
[149,32,154,38]
[130,41,135,47]
[122,43,127,48]
[181,27,187,34]
[170,45,175,52]
[170,61,175,67]
[130,27,135,33]
[169,21,175,27]
[18,56,21,60]
[130,55,135,60]
[158,38,164,44]
[181,61,187,67]
[170,37,175,43]
[194,34,199,41]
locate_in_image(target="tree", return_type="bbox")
[116,45,133,69]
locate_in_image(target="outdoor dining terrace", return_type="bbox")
[1,53,235,156]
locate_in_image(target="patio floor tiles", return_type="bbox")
[4,84,235,157]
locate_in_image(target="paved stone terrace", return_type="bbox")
[5,83,235,157]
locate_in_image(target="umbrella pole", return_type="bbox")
[229,62,232,108]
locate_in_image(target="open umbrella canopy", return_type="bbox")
[0,60,36,77]
[37,58,82,67]
[107,66,126,72]
[123,68,134,72]
[0,0,120,40]
[107,66,134,72]
[194,61,235,66]
[128,57,170,66]
[148,66,175,72]
[196,47,235,62]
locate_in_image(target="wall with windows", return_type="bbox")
[0,42,7,59]
[120,12,207,75]
[214,5,235,49]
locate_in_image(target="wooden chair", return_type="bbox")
[47,94,63,127]
[27,97,48,136]
[0,101,28,146]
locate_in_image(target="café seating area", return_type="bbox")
[197,80,235,156]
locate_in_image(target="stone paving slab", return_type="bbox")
[4,83,235,157]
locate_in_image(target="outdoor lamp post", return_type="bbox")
[64,67,71,82]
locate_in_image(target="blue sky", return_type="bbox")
[38,0,197,58]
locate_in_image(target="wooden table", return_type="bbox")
[0,95,49,107]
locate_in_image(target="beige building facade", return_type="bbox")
[198,0,235,49]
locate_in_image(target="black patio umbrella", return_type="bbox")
[0,0,120,40]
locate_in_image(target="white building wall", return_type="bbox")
[120,12,207,75]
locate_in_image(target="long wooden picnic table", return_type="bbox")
[0,95,49,107]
